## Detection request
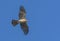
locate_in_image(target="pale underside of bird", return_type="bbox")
[12,6,29,35]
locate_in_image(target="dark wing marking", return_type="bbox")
[19,6,26,19]
[20,22,29,35]
[12,20,19,26]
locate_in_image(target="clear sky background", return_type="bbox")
[0,0,60,41]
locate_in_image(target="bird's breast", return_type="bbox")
[18,19,27,22]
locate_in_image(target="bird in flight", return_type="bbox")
[12,6,29,35]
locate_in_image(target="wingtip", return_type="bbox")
[20,6,26,13]
[24,31,29,35]
[23,28,29,35]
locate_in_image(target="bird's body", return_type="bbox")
[12,6,29,35]
[18,19,27,22]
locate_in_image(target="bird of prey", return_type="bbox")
[12,6,29,35]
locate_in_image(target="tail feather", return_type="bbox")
[12,20,19,26]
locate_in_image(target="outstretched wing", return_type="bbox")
[19,6,29,35]
[20,22,29,35]
[19,6,26,19]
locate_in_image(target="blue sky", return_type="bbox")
[0,0,60,41]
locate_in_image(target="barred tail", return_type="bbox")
[12,20,19,26]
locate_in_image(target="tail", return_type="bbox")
[12,20,19,26]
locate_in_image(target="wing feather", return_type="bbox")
[19,6,26,19]
[20,22,29,35]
